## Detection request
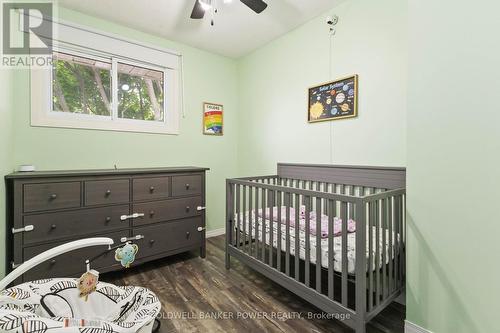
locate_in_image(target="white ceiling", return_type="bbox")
[57,0,341,58]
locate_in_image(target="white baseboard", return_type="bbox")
[405,321,432,333]
[206,228,225,238]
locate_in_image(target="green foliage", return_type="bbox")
[52,60,111,116]
[118,73,164,121]
[52,59,164,121]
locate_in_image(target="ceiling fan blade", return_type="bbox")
[190,0,205,19]
[240,0,268,14]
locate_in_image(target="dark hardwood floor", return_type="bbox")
[103,236,405,333]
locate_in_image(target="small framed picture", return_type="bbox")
[308,74,358,123]
[203,102,223,136]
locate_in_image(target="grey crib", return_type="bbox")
[225,163,406,333]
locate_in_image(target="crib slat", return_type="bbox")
[305,196,311,287]
[388,197,394,292]
[277,190,282,272]
[348,186,354,219]
[340,184,345,228]
[368,201,374,311]
[401,194,405,288]
[243,185,247,253]
[249,187,253,257]
[396,195,402,289]
[269,190,274,268]
[262,188,267,263]
[226,183,234,266]
[255,186,260,259]
[316,197,322,293]
[236,184,241,249]
[295,194,300,281]
[331,183,338,296]
[394,196,398,290]
[285,192,291,276]
[402,194,406,285]
[375,199,381,307]
[301,180,306,205]
[382,197,388,299]
[341,201,348,307]
[395,196,400,290]
[328,199,334,299]
[322,182,328,215]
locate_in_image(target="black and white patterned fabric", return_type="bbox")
[0,278,161,333]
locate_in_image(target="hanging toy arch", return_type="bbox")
[0,238,161,333]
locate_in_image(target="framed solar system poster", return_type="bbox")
[203,102,223,135]
[308,75,358,123]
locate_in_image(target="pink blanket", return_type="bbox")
[257,206,356,239]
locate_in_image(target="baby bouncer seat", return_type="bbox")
[0,238,161,333]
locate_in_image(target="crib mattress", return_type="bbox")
[235,215,399,274]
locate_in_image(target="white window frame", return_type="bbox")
[29,14,181,135]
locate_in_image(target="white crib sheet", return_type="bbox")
[235,214,400,274]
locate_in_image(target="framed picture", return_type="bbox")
[308,74,358,123]
[203,102,223,135]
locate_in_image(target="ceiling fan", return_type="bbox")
[191,0,268,21]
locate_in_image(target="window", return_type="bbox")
[117,62,164,122]
[30,16,181,134]
[52,52,112,116]
[51,52,167,123]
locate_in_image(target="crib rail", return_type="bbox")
[226,174,405,332]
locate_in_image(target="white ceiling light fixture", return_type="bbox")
[199,0,212,11]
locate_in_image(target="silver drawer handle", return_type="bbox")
[121,235,144,243]
[11,261,20,269]
[120,213,145,221]
[197,227,206,232]
[197,206,206,211]
[12,225,34,234]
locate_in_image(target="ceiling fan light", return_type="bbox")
[199,0,212,11]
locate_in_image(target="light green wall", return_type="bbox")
[8,7,240,241]
[406,1,500,332]
[0,68,14,277]
[237,0,407,176]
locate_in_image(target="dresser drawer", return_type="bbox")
[133,177,169,201]
[132,197,202,226]
[23,205,130,245]
[171,175,202,197]
[133,217,203,259]
[23,231,127,282]
[24,182,81,213]
[85,179,130,206]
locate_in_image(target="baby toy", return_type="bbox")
[115,243,139,268]
[77,269,99,301]
[0,238,160,333]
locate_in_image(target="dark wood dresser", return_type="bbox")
[5,167,208,282]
